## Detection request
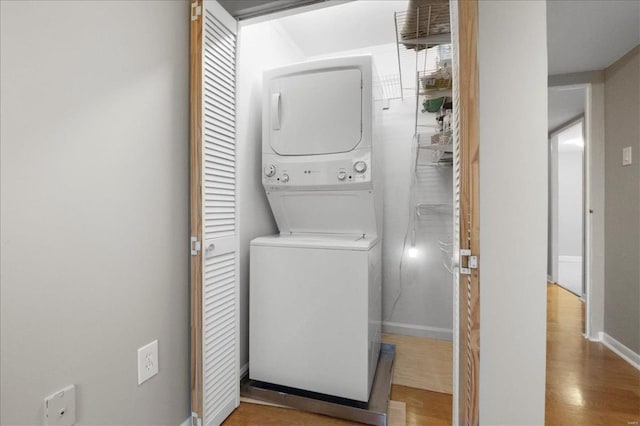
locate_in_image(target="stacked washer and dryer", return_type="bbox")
[249,55,383,403]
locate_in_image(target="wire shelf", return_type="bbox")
[416,203,453,217]
[375,74,403,101]
[394,3,452,93]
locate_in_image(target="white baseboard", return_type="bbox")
[382,321,452,341]
[584,332,600,342]
[599,332,640,371]
[239,362,249,379]
[180,417,191,426]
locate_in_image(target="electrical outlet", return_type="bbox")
[137,340,158,385]
[44,385,76,426]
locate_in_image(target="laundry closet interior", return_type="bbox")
[190,0,460,424]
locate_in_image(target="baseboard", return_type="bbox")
[240,362,249,379]
[599,332,640,371]
[180,417,191,426]
[382,321,452,341]
[584,332,600,342]
[559,255,582,263]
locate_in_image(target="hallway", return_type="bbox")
[546,283,639,425]
[224,284,640,425]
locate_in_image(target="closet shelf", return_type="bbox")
[394,3,452,92]
[416,203,453,217]
[419,89,452,97]
[399,33,451,46]
[419,143,453,152]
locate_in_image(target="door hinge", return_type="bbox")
[460,249,478,275]
[191,412,202,426]
[191,236,201,256]
[191,2,202,21]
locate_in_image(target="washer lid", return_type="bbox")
[250,233,378,251]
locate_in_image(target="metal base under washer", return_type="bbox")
[240,343,396,426]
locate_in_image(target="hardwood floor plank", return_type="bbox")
[545,283,640,425]
[382,333,453,394]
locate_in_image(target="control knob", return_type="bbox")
[337,171,347,181]
[264,164,276,177]
[354,161,367,173]
[281,173,289,183]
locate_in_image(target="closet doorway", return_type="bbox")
[189,1,481,424]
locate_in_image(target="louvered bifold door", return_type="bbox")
[454,1,480,425]
[190,1,239,425]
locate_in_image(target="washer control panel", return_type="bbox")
[262,157,371,188]
[353,161,367,173]
[264,164,276,177]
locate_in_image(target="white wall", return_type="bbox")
[380,99,454,340]
[309,42,454,340]
[478,1,548,424]
[0,1,190,425]
[558,145,583,256]
[236,20,304,368]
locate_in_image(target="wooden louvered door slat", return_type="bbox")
[455,1,480,425]
[190,1,239,425]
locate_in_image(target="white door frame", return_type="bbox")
[548,82,595,338]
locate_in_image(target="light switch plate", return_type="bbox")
[623,146,632,166]
[137,339,159,385]
[44,384,76,426]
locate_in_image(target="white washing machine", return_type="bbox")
[250,234,381,402]
[249,55,382,402]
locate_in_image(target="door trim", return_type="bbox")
[190,0,204,418]
[457,0,480,424]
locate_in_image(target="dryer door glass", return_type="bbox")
[269,68,362,155]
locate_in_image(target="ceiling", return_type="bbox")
[547,0,640,75]
[548,86,585,133]
[218,0,330,20]
[275,1,408,57]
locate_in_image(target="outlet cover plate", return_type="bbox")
[137,340,159,385]
[623,146,632,166]
[44,384,76,426]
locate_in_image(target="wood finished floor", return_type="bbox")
[545,283,639,425]
[224,285,640,425]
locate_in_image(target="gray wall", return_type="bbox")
[478,1,548,424]
[604,45,640,354]
[0,1,190,424]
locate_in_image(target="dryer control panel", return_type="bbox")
[262,156,371,190]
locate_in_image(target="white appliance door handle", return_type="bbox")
[271,92,281,130]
